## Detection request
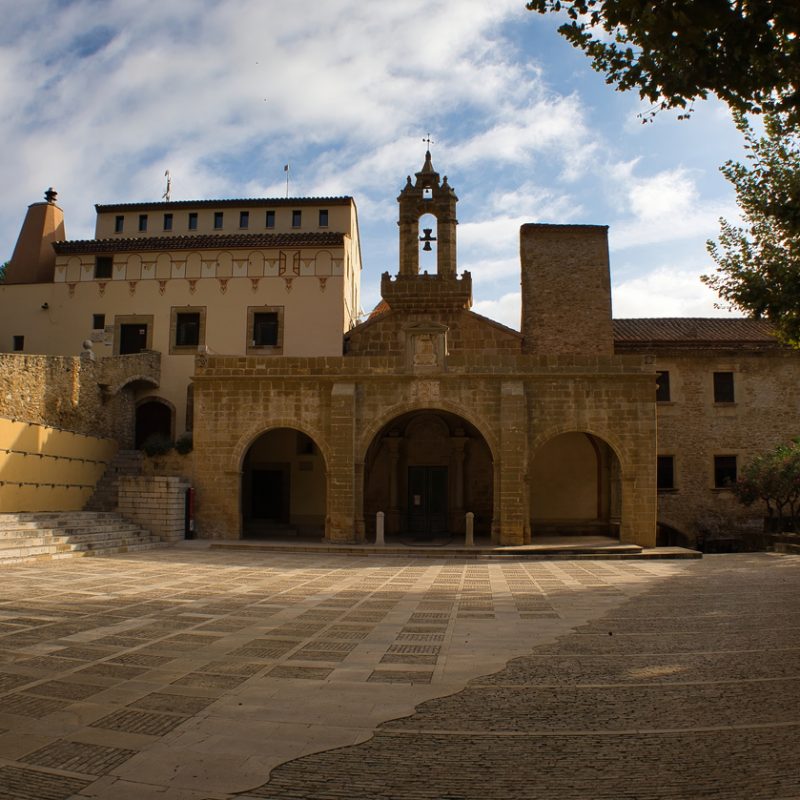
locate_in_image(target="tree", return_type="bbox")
[526,1,800,122]
[702,112,800,344]
[0,261,7,283]
[734,439,800,531]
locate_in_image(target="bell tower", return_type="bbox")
[397,147,458,277]
[381,146,472,312]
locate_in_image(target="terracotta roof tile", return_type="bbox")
[53,232,344,255]
[613,317,779,349]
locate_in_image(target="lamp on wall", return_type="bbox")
[41,302,49,310]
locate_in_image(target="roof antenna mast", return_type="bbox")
[162,170,171,202]
[284,163,290,198]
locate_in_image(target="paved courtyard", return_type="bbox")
[0,547,797,799]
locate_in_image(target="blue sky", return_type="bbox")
[0,0,749,327]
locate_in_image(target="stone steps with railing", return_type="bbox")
[0,511,166,564]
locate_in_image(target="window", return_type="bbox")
[656,371,670,402]
[291,210,302,228]
[253,312,278,346]
[163,213,173,231]
[714,371,735,403]
[188,212,198,230]
[214,211,224,230]
[92,314,105,330]
[714,455,737,488]
[94,256,113,279]
[657,456,675,490]
[239,211,249,229]
[114,215,124,233]
[318,209,328,227]
[265,210,275,228]
[138,214,148,232]
[247,306,284,354]
[169,307,206,354]
[12,335,24,352]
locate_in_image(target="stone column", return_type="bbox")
[328,382,358,542]
[498,381,527,545]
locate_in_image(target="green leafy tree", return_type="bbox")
[526,1,800,122]
[702,112,800,344]
[734,439,800,530]
[0,261,7,283]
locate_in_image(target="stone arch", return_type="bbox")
[529,429,623,539]
[362,408,495,542]
[357,400,498,466]
[231,419,331,475]
[135,396,175,448]
[239,425,328,538]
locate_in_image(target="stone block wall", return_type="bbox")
[520,224,613,356]
[118,475,189,542]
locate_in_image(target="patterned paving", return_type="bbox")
[0,548,793,798]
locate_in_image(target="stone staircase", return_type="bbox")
[84,449,144,511]
[0,511,166,565]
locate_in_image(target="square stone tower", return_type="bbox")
[520,223,613,355]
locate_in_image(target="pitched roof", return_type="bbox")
[613,318,780,349]
[95,197,353,212]
[52,231,344,255]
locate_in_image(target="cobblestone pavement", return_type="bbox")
[0,549,796,799]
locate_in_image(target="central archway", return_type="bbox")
[241,428,326,539]
[363,410,493,542]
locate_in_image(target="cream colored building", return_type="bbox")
[1,192,361,444]
[2,154,799,547]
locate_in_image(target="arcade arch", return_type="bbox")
[241,428,326,538]
[529,431,621,538]
[363,409,493,542]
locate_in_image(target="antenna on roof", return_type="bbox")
[284,163,290,198]
[162,170,171,202]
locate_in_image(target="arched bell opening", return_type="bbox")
[135,397,174,449]
[363,410,493,543]
[241,428,327,539]
[529,432,621,539]
[418,212,438,274]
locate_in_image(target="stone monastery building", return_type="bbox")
[1,151,798,548]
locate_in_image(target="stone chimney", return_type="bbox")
[520,223,613,356]
[4,188,65,284]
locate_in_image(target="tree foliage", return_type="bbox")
[0,261,7,283]
[526,0,800,122]
[702,112,800,344]
[734,439,800,530]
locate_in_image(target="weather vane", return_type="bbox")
[422,133,434,151]
[162,170,171,202]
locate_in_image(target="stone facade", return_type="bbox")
[118,475,190,542]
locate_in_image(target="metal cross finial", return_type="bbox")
[422,133,434,150]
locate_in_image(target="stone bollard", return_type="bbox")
[376,511,385,546]
[465,512,474,547]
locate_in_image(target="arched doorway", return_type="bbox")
[241,428,326,538]
[364,410,493,542]
[529,432,621,538]
[135,398,173,449]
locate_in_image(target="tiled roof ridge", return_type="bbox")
[613,317,778,344]
[53,231,345,254]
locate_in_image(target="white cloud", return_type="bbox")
[472,292,521,330]
[612,267,739,318]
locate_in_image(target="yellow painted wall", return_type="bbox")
[0,416,117,512]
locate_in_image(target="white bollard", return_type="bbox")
[465,512,474,547]
[376,511,385,546]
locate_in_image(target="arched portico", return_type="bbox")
[240,427,327,539]
[135,397,174,449]
[363,409,494,542]
[529,431,622,538]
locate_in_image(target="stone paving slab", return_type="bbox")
[0,549,795,798]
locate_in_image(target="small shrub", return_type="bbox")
[175,431,193,454]
[141,433,173,457]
